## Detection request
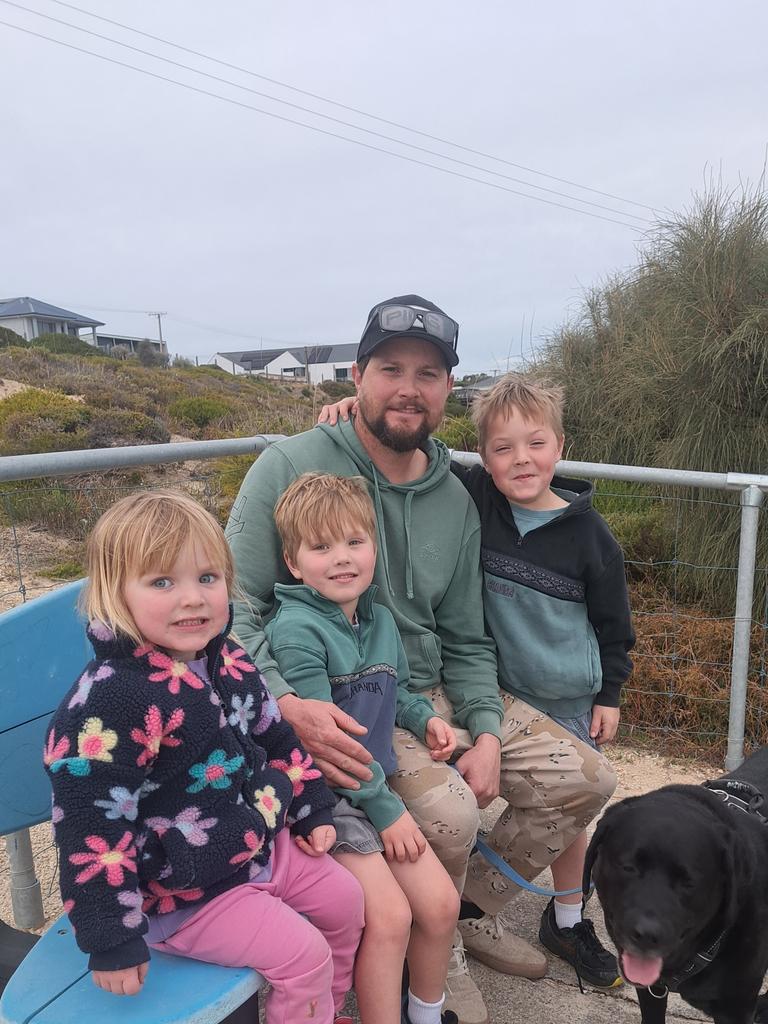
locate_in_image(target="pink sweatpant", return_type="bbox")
[151,829,364,1024]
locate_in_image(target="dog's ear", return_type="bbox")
[583,799,634,896]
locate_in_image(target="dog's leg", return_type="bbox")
[755,993,768,1023]
[637,986,667,1024]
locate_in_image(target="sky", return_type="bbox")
[1,1,766,377]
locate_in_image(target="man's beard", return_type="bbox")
[357,398,437,453]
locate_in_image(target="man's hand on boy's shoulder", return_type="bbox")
[277,694,373,788]
[590,704,620,746]
[424,716,457,761]
[455,733,501,808]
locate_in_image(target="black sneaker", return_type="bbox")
[538,898,622,989]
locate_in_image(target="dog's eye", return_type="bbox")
[619,862,638,876]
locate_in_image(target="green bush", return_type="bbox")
[86,409,171,448]
[30,332,101,357]
[318,380,355,399]
[435,414,477,452]
[0,388,91,455]
[0,326,26,348]
[169,396,235,429]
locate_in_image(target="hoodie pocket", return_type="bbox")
[401,632,442,683]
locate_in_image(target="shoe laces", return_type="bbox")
[448,939,470,978]
[572,919,616,967]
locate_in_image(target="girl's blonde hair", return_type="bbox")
[471,372,565,453]
[82,489,235,644]
[274,473,377,562]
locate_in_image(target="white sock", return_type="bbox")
[407,990,445,1024]
[554,899,582,930]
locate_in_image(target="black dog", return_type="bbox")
[584,746,768,1024]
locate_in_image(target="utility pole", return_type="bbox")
[147,311,167,354]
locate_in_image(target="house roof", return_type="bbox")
[217,343,357,371]
[0,297,104,327]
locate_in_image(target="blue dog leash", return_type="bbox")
[474,838,591,898]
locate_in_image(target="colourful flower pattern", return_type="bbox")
[131,705,184,767]
[229,829,265,865]
[142,880,205,915]
[268,748,321,796]
[252,785,281,829]
[218,644,254,682]
[68,664,114,709]
[186,749,244,793]
[69,831,137,886]
[138,649,205,695]
[145,806,218,846]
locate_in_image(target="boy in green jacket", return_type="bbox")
[266,472,460,1024]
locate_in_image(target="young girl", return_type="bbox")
[44,490,364,1024]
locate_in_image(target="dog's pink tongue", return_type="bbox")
[621,952,663,986]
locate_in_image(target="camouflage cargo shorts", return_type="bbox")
[388,688,616,912]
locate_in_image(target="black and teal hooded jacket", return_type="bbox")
[453,465,635,718]
[266,583,437,832]
[227,416,502,741]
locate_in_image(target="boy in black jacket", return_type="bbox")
[452,373,635,989]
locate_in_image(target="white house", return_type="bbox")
[0,297,104,342]
[212,344,358,385]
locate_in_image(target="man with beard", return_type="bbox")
[225,296,615,1024]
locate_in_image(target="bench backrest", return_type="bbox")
[0,581,89,835]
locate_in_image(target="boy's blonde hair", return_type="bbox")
[82,489,235,645]
[274,473,377,562]
[472,372,565,452]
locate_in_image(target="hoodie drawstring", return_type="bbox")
[370,465,395,596]
[403,490,415,599]
[371,464,416,600]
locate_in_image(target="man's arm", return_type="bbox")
[225,445,298,697]
[226,441,372,785]
[434,515,502,741]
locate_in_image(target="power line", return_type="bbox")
[0,17,647,231]
[2,0,652,223]
[44,0,659,215]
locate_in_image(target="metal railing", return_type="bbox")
[0,436,766,929]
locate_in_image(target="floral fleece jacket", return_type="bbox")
[44,617,335,972]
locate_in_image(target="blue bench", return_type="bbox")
[0,580,264,1024]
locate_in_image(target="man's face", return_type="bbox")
[352,337,453,452]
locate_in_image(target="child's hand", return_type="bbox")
[590,705,620,746]
[380,810,427,863]
[92,963,149,996]
[295,824,336,857]
[317,396,358,425]
[425,717,457,761]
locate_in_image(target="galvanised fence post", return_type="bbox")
[724,482,765,771]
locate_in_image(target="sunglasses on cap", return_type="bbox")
[365,304,459,351]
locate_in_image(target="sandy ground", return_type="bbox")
[0,378,28,400]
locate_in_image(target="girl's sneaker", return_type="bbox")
[334,1016,355,1024]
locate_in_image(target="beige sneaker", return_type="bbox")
[459,913,548,979]
[443,934,489,1024]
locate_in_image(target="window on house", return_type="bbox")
[334,368,349,381]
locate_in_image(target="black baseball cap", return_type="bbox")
[357,294,460,369]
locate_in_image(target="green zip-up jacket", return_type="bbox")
[266,583,437,831]
[226,418,502,741]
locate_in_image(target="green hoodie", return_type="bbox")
[266,583,436,831]
[226,417,502,740]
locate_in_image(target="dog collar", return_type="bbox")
[654,930,726,994]
[703,778,768,825]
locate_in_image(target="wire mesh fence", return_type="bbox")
[1,450,766,763]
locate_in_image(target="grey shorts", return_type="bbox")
[549,710,598,750]
[331,796,384,855]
